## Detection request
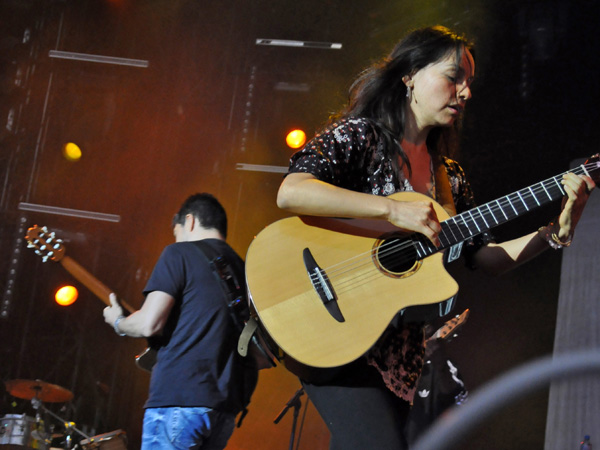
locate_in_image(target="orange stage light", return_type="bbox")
[63,142,82,161]
[285,129,306,149]
[55,285,78,306]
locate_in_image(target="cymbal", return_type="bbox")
[5,379,74,403]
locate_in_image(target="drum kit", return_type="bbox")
[1,379,126,450]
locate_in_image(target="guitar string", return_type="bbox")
[437,164,595,242]
[312,170,558,288]
[308,238,421,292]
[308,161,599,294]
[307,246,408,295]
[309,237,414,281]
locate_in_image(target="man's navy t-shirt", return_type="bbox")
[143,239,256,414]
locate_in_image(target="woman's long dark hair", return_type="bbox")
[340,25,474,173]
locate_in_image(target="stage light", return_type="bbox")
[63,142,82,161]
[286,129,306,149]
[55,285,78,306]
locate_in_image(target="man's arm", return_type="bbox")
[103,291,175,338]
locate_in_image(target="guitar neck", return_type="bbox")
[414,162,593,257]
[59,255,135,314]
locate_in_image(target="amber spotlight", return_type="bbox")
[285,129,306,149]
[62,142,82,161]
[55,285,78,306]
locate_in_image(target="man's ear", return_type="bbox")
[185,213,196,231]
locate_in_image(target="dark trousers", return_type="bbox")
[301,359,411,450]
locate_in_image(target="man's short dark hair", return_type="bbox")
[172,193,228,238]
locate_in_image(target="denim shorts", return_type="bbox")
[141,406,236,450]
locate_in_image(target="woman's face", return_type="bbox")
[407,47,475,131]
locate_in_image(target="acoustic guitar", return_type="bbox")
[245,155,599,368]
[24,225,155,372]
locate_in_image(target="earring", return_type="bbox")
[406,87,412,101]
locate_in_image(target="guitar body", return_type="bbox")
[246,191,459,368]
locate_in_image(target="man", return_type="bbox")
[103,193,257,450]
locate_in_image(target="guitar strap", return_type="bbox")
[190,240,277,369]
[191,240,246,323]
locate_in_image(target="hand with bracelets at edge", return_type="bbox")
[537,220,573,250]
[542,171,597,249]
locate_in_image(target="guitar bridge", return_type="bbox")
[303,248,344,322]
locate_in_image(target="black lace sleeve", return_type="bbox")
[287,118,388,193]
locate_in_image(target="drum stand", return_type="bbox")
[274,387,306,450]
[31,396,91,449]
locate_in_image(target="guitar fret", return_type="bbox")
[547,183,564,200]
[582,164,592,178]
[553,177,566,195]
[517,191,529,211]
[495,200,509,220]
[541,182,552,200]
[513,193,527,214]
[439,235,451,249]
[477,207,491,229]
[528,187,541,206]
[444,220,458,241]
[459,215,473,235]
[467,210,481,232]
[439,228,452,247]
[414,239,426,259]
[485,204,499,224]
[449,217,466,240]
[506,196,519,216]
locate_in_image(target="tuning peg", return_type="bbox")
[39,245,47,251]
[27,243,36,248]
[34,250,42,255]
[47,251,54,258]
[42,256,49,262]
[42,226,49,232]
[53,243,61,249]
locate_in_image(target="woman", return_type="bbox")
[276,26,594,449]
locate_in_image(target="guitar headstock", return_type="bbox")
[434,308,470,341]
[25,225,66,263]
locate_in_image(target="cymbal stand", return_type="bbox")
[31,396,91,449]
[274,387,305,450]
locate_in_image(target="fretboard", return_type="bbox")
[411,159,598,258]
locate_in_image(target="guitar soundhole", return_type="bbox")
[374,236,420,278]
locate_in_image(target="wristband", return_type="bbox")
[113,315,126,336]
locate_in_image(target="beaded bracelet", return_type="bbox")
[537,221,573,250]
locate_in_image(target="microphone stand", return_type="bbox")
[31,397,91,448]
[273,387,305,450]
